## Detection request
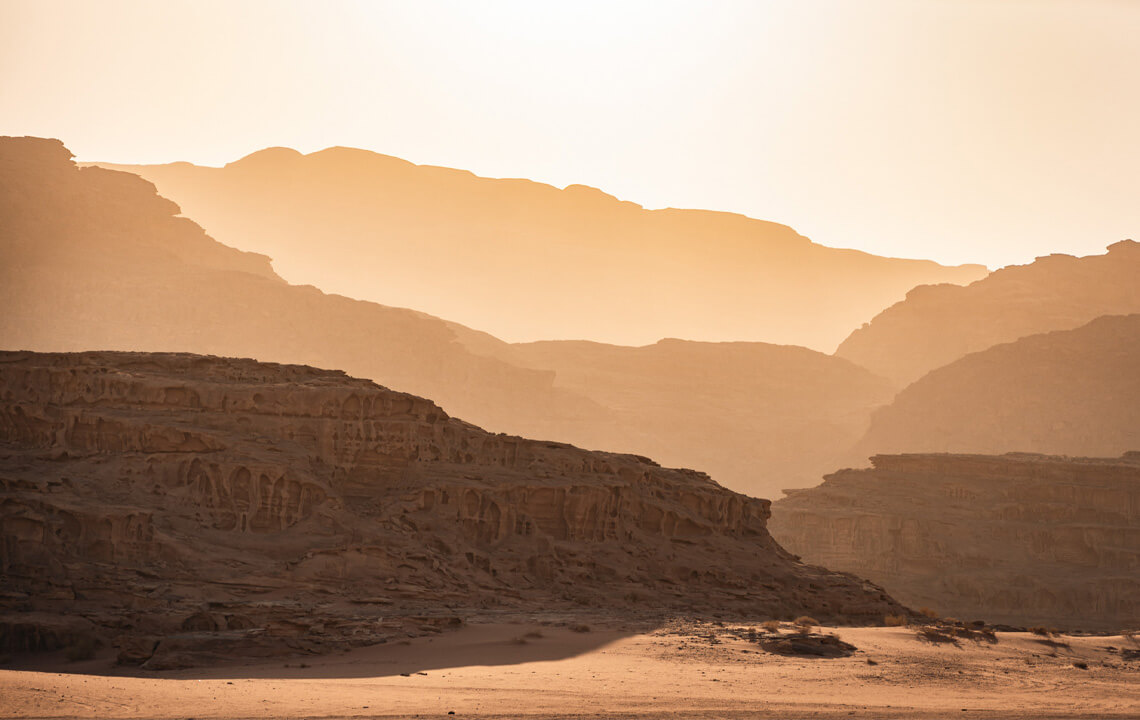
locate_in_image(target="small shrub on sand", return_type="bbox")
[915,626,957,644]
[569,624,591,633]
[1030,626,1052,637]
[762,620,781,633]
[919,607,939,620]
[884,614,908,627]
[1072,660,1088,670]
[793,616,819,632]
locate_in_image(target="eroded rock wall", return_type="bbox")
[0,351,906,666]
[769,453,1140,630]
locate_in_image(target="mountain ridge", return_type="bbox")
[6,136,897,498]
[88,145,988,351]
[836,240,1140,385]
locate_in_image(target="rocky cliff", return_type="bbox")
[835,241,1140,386]
[854,314,1140,460]
[0,351,905,667]
[92,147,986,351]
[769,453,1140,630]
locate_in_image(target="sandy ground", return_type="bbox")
[2,620,1138,719]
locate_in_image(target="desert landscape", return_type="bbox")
[2,2,1139,718]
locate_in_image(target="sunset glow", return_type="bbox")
[3,0,1138,267]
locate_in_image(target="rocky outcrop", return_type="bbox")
[91,147,986,352]
[0,351,906,667]
[853,314,1140,460]
[770,452,1140,630]
[835,241,1140,386]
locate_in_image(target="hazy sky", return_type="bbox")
[3,0,1137,268]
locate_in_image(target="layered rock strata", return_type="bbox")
[770,453,1140,630]
[0,351,905,667]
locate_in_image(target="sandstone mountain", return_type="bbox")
[0,351,906,667]
[854,314,1140,459]
[835,241,1140,386]
[449,333,895,493]
[769,452,1140,630]
[92,147,986,352]
[2,136,895,499]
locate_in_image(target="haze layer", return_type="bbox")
[94,148,987,350]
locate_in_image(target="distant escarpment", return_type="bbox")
[2,136,896,499]
[854,314,1140,460]
[770,453,1140,630]
[836,241,1140,386]
[92,146,986,351]
[0,351,905,667]
[452,335,896,494]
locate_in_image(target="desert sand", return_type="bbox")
[2,619,1138,719]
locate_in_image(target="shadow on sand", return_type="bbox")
[2,621,639,681]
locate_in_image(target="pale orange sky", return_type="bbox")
[2,0,1137,268]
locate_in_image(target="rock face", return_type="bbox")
[91,147,986,351]
[835,241,1140,387]
[0,351,906,667]
[854,314,1140,460]
[769,453,1140,630]
[2,136,899,499]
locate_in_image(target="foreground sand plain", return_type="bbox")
[3,619,1138,719]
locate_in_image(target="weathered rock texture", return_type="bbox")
[836,241,1140,387]
[770,453,1140,630]
[854,314,1140,460]
[91,147,986,351]
[2,136,897,499]
[0,351,905,667]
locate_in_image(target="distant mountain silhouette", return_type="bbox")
[4,137,895,499]
[446,332,896,494]
[92,147,987,351]
[836,241,1140,386]
[853,314,1140,459]
[0,137,571,434]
